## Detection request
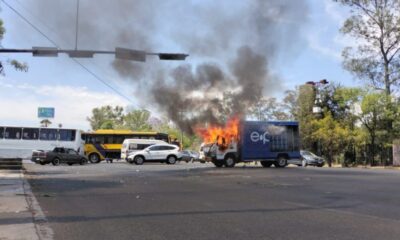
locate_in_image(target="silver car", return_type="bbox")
[299,150,325,167]
[181,150,200,163]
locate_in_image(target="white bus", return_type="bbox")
[0,126,83,159]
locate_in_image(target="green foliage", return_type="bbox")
[124,109,152,131]
[311,112,350,165]
[247,97,290,121]
[336,0,400,95]
[87,106,200,149]
[99,120,115,130]
[8,60,28,72]
[0,18,28,74]
[40,119,52,127]
[295,84,316,150]
[0,19,5,39]
[153,119,198,149]
[87,105,124,130]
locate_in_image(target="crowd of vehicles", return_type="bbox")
[82,129,173,163]
[0,124,325,168]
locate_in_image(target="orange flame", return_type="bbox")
[195,117,239,146]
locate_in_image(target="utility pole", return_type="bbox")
[178,111,185,149]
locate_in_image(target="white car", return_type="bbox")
[127,144,182,165]
[121,139,166,160]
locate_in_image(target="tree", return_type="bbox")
[295,84,317,150]
[336,0,400,163]
[336,0,400,95]
[281,89,299,120]
[333,87,364,165]
[87,105,124,130]
[248,97,289,121]
[40,119,52,127]
[0,19,28,73]
[359,91,400,165]
[312,113,350,167]
[153,118,198,149]
[124,109,152,131]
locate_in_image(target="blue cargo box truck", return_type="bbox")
[205,121,301,168]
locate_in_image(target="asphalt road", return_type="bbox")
[23,162,400,240]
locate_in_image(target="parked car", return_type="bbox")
[299,150,325,167]
[31,147,88,166]
[127,144,182,165]
[181,150,200,163]
[121,139,166,161]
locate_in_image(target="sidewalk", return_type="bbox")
[0,169,53,240]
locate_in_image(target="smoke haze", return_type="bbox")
[28,0,309,133]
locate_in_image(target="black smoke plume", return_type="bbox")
[29,0,309,133]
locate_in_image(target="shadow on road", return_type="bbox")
[0,203,357,226]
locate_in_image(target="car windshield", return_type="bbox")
[302,151,312,156]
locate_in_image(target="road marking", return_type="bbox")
[22,171,54,240]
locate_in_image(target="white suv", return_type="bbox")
[127,144,182,165]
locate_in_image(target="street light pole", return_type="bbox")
[75,0,80,51]
[306,79,329,159]
[178,110,186,150]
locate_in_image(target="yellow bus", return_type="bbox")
[82,129,171,163]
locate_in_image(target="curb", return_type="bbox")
[22,168,54,240]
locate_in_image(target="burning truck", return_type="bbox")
[197,118,301,168]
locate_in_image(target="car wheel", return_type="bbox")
[274,156,287,168]
[212,161,224,168]
[80,158,87,165]
[134,156,145,165]
[302,159,307,167]
[89,153,101,164]
[260,161,272,168]
[52,157,60,166]
[167,155,177,165]
[68,163,73,166]
[224,155,236,168]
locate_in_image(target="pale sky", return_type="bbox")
[0,0,359,130]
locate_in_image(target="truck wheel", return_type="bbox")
[52,157,60,166]
[224,155,236,168]
[134,156,145,165]
[274,156,287,168]
[89,153,101,164]
[212,161,224,168]
[261,161,272,168]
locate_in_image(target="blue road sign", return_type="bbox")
[38,107,55,118]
